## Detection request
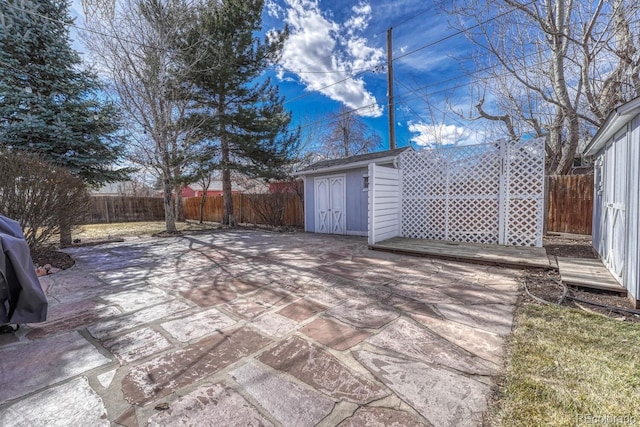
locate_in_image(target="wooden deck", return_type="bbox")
[556,257,627,295]
[370,237,552,269]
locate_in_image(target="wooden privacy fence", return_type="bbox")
[546,175,594,235]
[87,196,165,224]
[183,193,304,226]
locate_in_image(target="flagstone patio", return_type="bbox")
[0,230,523,426]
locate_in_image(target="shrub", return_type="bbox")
[246,193,286,227]
[0,149,90,252]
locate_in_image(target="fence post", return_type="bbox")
[104,197,110,223]
[497,140,509,245]
[543,176,549,235]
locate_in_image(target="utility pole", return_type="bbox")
[386,27,396,150]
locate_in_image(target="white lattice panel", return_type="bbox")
[504,138,545,246]
[399,138,544,247]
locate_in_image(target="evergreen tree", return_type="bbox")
[0,0,129,186]
[179,0,299,225]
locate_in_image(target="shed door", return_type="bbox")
[315,175,346,234]
[602,132,627,279]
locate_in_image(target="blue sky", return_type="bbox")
[260,0,481,150]
[69,0,484,151]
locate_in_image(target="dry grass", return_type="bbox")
[492,303,640,426]
[72,221,219,241]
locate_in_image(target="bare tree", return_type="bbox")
[196,170,214,224]
[320,106,382,159]
[84,0,202,232]
[448,0,640,174]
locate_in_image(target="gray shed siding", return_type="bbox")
[304,167,369,235]
[626,115,640,303]
[592,113,640,305]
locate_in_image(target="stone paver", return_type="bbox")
[45,272,115,305]
[178,284,236,307]
[337,407,428,427]
[441,283,519,305]
[258,336,389,404]
[0,331,111,403]
[436,303,515,336]
[300,317,371,351]
[0,377,108,427]
[367,318,499,376]
[122,327,271,405]
[97,370,117,388]
[101,287,172,312]
[231,361,334,427]
[413,313,506,365]
[27,305,121,339]
[87,300,191,340]
[147,382,273,427]
[0,230,524,426]
[114,407,137,427]
[250,312,299,338]
[326,300,399,329]
[223,288,296,319]
[102,328,172,363]
[355,351,490,427]
[160,308,236,342]
[277,298,328,321]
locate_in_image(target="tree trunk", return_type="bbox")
[199,193,206,224]
[174,183,185,222]
[59,223,72,247]
[163,173,177,232]
[221,134,234,226]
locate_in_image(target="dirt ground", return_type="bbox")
[524,233,640,322]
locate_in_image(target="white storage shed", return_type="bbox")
[295,148,411,236]
[584,96,640,308]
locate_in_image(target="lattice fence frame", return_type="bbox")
[398,138,545,247]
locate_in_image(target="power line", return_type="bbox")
[392,3,534,63]
[373,5,439,36]
[394,76,471,130]
[282,3,535,107]
[283,66,381,105]
[3,1,166,52]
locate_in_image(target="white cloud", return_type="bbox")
[265,0,284,18]
[344,2,371,35]
[408,121,483,147]
[279,0,384,117]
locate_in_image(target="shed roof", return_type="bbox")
[584,96,640,156]
[294,147,412,175]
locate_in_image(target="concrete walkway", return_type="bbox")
[0,230,522,426]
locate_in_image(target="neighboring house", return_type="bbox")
[183,182,229,198]
[164,179,270,198]
[294,148,411,236]
[584,96,640,308]
[91,181,135,196]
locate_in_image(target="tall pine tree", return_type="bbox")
[0,0,128,186]
[179,0,298,225]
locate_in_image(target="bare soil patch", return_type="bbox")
[543,232,598,259]
[523,233,640,322]
[32,249,75,270]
